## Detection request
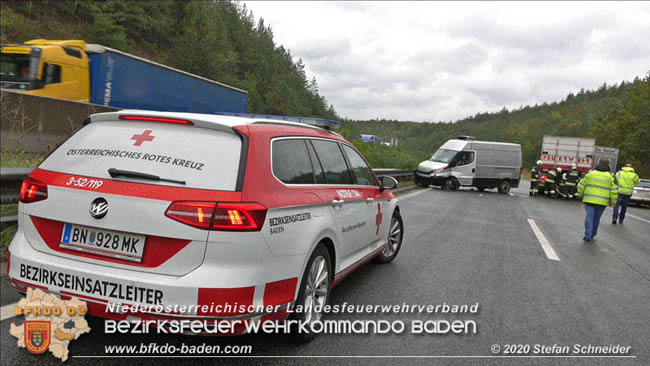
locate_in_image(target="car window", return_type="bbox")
[310,140,353,185]
[341,144,377,186]
[39,121,242,191]
[272,139,315,184]
[44,63,61,84]
[457,151,475,166]
[306,140,327,184]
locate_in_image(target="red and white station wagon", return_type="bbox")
[8,110,403,337]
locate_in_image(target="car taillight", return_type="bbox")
[19,179,48,203]
[165,202,216,229]
[212,203,267,231]
[165,202,267,231]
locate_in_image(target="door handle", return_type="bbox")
[332,198,344,206]
[472,168,475,173]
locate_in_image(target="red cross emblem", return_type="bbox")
[375,202,383,235]
[131,130,155,146]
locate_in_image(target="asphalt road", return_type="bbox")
[2,181,649,365]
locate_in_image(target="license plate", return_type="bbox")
[60,224,146,262]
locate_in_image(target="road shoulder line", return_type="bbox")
[527,218,560,261]
[397,188,431,200]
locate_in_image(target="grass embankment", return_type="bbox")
[1,150,46,168]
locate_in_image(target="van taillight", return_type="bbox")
[19,179,48,203]
[165,202,267,231]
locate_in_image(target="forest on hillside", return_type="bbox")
[341,74,650,176]
[2,1,648,176]
[1,0,338,119]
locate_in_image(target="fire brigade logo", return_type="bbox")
[25,321,51,354]
[10,288,91,361]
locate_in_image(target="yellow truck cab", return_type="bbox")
[0,39,90,102]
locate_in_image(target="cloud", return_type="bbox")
[244,1,650,122]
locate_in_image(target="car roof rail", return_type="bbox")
[213,112,341,131]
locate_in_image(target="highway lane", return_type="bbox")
[1,183,649,365]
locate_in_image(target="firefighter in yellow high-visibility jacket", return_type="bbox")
[612,164,640,224]
[577,158,618,242]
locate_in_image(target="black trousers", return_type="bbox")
[529,181,539,195]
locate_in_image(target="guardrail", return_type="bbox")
[0,167,414,230]
[1,168,33,230]
[373,169,414,183]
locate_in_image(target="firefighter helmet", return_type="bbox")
[536,160,542,165]
[572,163,577,170]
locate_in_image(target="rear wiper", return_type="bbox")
[108,168,186,185]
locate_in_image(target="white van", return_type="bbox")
[415,137,522,194]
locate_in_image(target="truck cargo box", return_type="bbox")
[540,136,595,172]
[87,45,247,113]
[594,146,619,173]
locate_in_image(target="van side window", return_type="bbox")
[458,151,475,166]
[44,63,61,84]
[272,139,315,184]
[341,144,378,186]
[311,140,354,185]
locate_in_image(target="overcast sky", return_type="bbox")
[244,1,650,122]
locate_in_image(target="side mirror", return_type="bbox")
[379,176,398,192]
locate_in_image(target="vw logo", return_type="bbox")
[89,198,109,219]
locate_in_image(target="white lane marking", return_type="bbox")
[527,218,560,261]
[626,213,650,224]
[605,208,650,225]
[1,302,19,321]
[398,188,431,200]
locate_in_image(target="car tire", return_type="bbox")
[373,210,404,264]
[445,178,459,191]
[289,244,331,342]
[497,180,511,194]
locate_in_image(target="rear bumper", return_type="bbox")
[8,228,301,333]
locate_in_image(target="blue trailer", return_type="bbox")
[86,44,248,114]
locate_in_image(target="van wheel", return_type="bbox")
[477,187,486,192]
[445,178,459,191]
[290,244,331,342]
[497,180,511,194]
[374,211,403,263]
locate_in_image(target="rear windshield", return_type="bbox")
[40,121,242,191]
